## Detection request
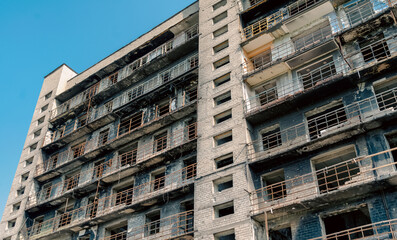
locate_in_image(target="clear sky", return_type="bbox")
[0,0,196,218]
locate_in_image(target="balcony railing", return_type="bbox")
[309,218,397,240]
[36,121,197,177]
[102,210,194,240]
[247,86,397,161]
[251,147,397,214]
[243,0,325,40]
[49,24,199,120]
[27,165,196,239]
[244,58,349,114]
[45,53,198,146]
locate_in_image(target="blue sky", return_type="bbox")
[0,0,196,218]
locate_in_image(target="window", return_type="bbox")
[269,226,292,240]
[97,128,110,147]
[292,22,332,52]
[322,206,373,238]
[183,159,197,180]
[214,91,231,106]
[145,211,161,236]
[119,143,138,167]
[214,175,233,192]
[37,116,45,125]
[29,143,38,153]
[215,153,233,169]
[359,33,390,63]
[115,184,134,206]
[25,157,33,167]
[107,223,128,240]
[386,133,397,163]
[261,124,282,151]
[213,72,231,87]
[262,169,286,201]
[213,11,228,24]
[312,145,358,194]
[77,114,88,128]
[71,142,86,159]
[214,229,235,240]
[374,77,397,111]
[85,197,98,219]
[8,219,16,229]
[104,101,113,114]
[213,40,229,54]
[118,111,143,136]
[214,130,233,146]
[33,129,41,138]
[213,0,227,10]
[151,169,166,191]
[214,201,234,218]
[255,81,278,106]
[213,56,230,69]
[13,202,21,212]
[214,109,232,124]
[306,100,347,140]
[154,132,168,152]
[93,159,112,179]
[44,91,52,100]
[17,187,25,196]
[297,57,336,90]
[213,25,228,38]
[63,171,80,192]
[40,183,52,201]
[109,72,119,85]
[344,0,375,26]
[186,119,197,141]
[40,104,48,113]
[57,206,73,228]
[21,172,29,182]
[157,99,170,118]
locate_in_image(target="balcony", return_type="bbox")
[34,120,197,184]
[309,218,397,240]
[49,25,199,123]
[250,147,397,216]
[102,210,194,240]
[244,58,349,118]
[247,86,397,163]
[241,0,334,48]
[243,26,338,86]
[42,54,198,150]
[26,165,196,239]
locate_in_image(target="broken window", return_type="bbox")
[157,99,170,117]
[57,206,73,228]
[213,25,228,38]
[154,132,168,152]
[77,114,88,128]
[374,77,397,111]
[97,128,110,147]
[109,72,119,85]
[160,71,171,83]
[297,57,336,90]
[145,211,161,236]
[104,101,113,114]
[118,111,143,136]
[21,172,29,182]
[251,49,272,70]
[255,81,278,106]
[93,159,112,179]
[386,133,397,163]
[269,226,292,240]
[71,142,86,159]
[214,130,233,146]
[32,216,44,235]
[289,0,317,16]
[183,158,197,180]
[119,143,138,167]
[293,22,332,52]
[40,183,53,201]
[359,33,390,63]
[213,40,229,54]
[86,197,98,219]
[214,72,231,87]
[185,86,197,103]
[47,153,59,170]
[313,145,358,194]
[262,169,286,201]
[63,171,80,192]
[215,153,233,169]
[306,100,347,140]
[213,56,230,69]
[126,85,144,101]
[214,175,233,192]
[115,184,134,206]
[214,229,235,240]
[151,169,166,191]
[214,109,232,124]
[187,120,197,140]
[322,206,373,239]
[214,201,234,218]
[261,124,282,151]
[213,11,228,24]
[107,223,128,240]
[179,201,194,235]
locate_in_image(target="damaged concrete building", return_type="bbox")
[2,0,397,239]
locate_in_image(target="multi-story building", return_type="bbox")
[2,0,397,239]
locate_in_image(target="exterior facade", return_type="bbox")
[2,0,397,239]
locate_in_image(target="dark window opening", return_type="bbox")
[152,170,166,191]
[297,57,336,90]
[98,128,110,147]
[215,201,234,218]
[108,223,128,240]
[120,143,138,167]
[262,169,286,201]
[115,184,134,206]
[261,125,282,151]
[63,172,80,192]
[215,131,233,146]
[215,153,233,169]
[118,111,143,136]
[269,227,292,240]
[154,132,168,152]
[145,211,161,236]
[360,33,390,63]
[214,72,231,87]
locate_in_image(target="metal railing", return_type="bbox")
[243,0,325,40]
[247,86,397,161]
[36,120,197,177]
[49,24,199,120]
[243,26,333,74]
[251,147,397,214]
[45,53,198,146]
[102,210,194,240]
[309,218,397,240]
[244,58,348,114]
[27,165,196,239]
